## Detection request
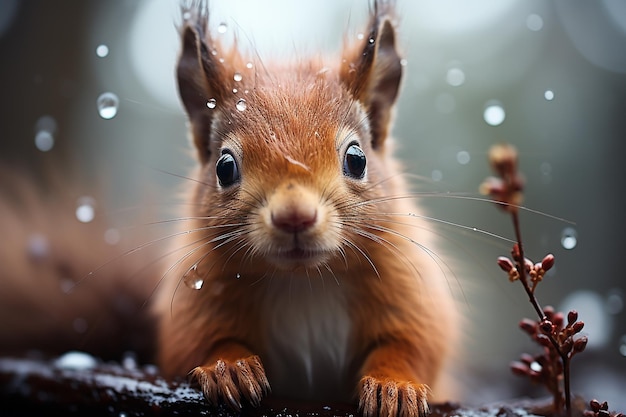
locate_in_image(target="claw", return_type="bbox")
[189,356,269,411]
[359,376,430,417]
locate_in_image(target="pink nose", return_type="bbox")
[271,207,317,233]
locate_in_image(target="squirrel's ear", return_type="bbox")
[177,9,227,165]
[340,4,403,150]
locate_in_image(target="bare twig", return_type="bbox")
[482,144,587,417]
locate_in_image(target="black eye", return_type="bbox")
[343,143,366,179]
[216,150,240,187]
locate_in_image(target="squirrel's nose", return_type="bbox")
[271,205,317,233]
[269,183,318,233]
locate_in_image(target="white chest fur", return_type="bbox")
[260,273,353,401]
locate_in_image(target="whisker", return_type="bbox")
[220,238,253,273]
[339,236,381,281]
[150,166,214,188]
[139,217,245,228]
[306,268,313,294]
[141,233,218,309]
[315,265,325,290]
[347,219,467,305]
[336,195,514,244]
[323,262,341,287]
[161,235,223,315]
[249,272,270,287]
[166,227,250,310]
[367,212,514,244]
[73,224,230,288]
[341,222,424,282]
[341,192,575,224]
[123,97,180,115]
[349,219,453,277]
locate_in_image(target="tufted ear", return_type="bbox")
[177,6,228,165]
[340,1,403,150]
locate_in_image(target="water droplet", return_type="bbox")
[233,72,243,82]
[526,14,544,31]
[27,233,49,261]
[619,335,626,357]
[119,413,128,417]
[561,227,577,250]
[104,228,121,245]
[35,130,54,152]
[60,278,74,294]
[544,90,555,101]
[246,62,254,69]
[456,150,471,165]
[368,37,375,44]
[206,98,217,109]
[96,44,109,58]
[217,22,227,34]
[483,101,506,126]
[236,98,247,112]
[76,196,96,223]
[34,116,56,151]
[55,351,97,370]
[431,169,443,182]
[357,33,364,40]
[183,264,204,290]
[143,364,159,375]
[446,67,465,87]
[182,11,191,21]
[232,88,238,94]
[400,58,408,67]
[122,351,138,370]
[97,92,119,119]
[606,289,624,315]
[529,361,542,372]
[236,273,241,279]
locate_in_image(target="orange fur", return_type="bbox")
[156,2,458,417]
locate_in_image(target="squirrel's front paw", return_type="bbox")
[190,355,270,410]
[358,376,430,417]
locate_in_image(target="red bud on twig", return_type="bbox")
[497,257,514,272]
[572,321,585,334]
[567,310,578,326]
[540,319,554,334]
[573,336,588,354]
[541,254,555,271]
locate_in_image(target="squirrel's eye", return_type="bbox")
[343,143,366,179]
[216,150,240,187]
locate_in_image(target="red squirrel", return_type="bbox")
[155,1,458,416]
[0,1,458,416]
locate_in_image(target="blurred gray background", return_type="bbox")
[1,0,625,410]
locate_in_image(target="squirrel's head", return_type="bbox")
[176,1,404,272]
